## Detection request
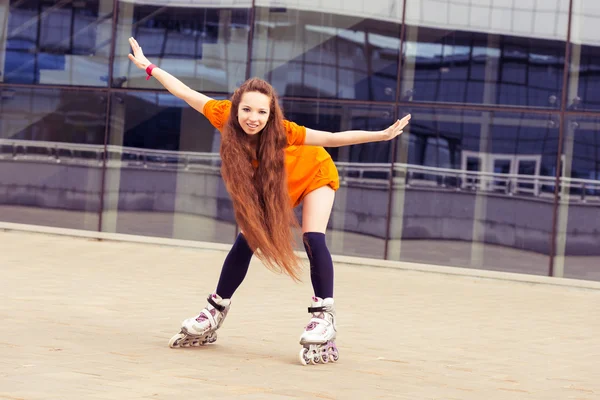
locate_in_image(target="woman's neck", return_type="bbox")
[249,134,260,149]
[248,134,260,160]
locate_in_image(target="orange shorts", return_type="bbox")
[291,158,340,207]
[286,149,340,208]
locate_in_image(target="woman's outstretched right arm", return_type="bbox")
[127,37,212,115]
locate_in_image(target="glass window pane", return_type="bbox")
[1,0,113,86]
[102,92,235,244]
[555,115,600,281]
[567,0,600,111]
[0,87,106,229]
[388,107,560,275]
[113,1,251,92]
[283,99,396,259]
[252,3,401,101]
[402,0,569,108]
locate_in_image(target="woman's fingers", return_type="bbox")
[127,37,151,71]
[399,114,411,129]
[394,121,402,136]
[127,52,139,65]
[384,121,400,140]
[129,37,142,56]
[385,118,406,139]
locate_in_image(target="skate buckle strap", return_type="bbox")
[207,295,226,312]
[308,306,325,313]
[199,309,217,327]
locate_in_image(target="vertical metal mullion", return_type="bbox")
[69,3,75,53]
[34,1,42,83]
[97,0,120,233]
[383,0,408,260]
[549,0,574,276]
[244,1,255,81]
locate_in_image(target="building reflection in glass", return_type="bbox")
[112,1,251,93]
[1,0,600,281]
[0,86,106,229]
[555,115,600,280]
[3,0,114,86]
[389,108,559,276]
[251,5,401,101]
[102,91,235,244]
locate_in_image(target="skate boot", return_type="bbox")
[298,297,339,365]
[168,293,231,348]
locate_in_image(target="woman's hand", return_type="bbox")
[382,114,412,141]
[127,37,152,70]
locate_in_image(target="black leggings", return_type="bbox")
[215,232,334,299]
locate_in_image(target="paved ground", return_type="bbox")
[1,229,599,400]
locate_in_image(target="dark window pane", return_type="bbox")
[389,107,559,275]
[2,0,113,86]
[567,0,600,111]
[0,87,106,229]
[252,5,401,101]
[103,92,235,244]
[557,116,600,281]
[113,1,250,92]
[402,0,568,108]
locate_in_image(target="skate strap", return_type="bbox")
[308,306,325,313]
[199,309,217,327]
[207,295,226,312]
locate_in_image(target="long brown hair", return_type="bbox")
[220,78,302,281]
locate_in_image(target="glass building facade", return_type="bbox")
[1,0,599,280]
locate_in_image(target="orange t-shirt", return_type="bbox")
[203,99,339,207]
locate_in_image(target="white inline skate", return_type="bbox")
[168,294,231,348]
[298,296,339,365]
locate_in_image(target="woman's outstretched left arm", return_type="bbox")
[304,114,411,147]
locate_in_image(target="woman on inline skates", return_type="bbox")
[127,37,410,365]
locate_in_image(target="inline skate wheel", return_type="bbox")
[329,348,339,362]
[320,347,329,363]
[310,348,319,364]
[168,332,186,348]
[299,348,310,365]
[206,332,217,344]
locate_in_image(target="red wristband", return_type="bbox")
[145,64,156,80]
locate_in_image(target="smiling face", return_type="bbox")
[237,91,271,135]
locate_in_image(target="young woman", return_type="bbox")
[127,37,411,365]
